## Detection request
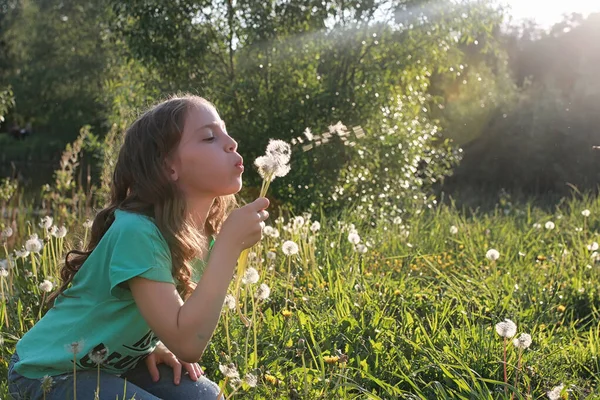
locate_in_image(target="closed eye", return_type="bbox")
[203,137,216,142]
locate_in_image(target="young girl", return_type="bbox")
[7,94,270,399]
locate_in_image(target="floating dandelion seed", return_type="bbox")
[255,283,271,300]
[282,240,299,256]
[495,319,517,338]
[219,363,239,379]
[223,294,236,310]
[25,234,43,253]
[39,280,54,293]
[241,267,259,285]
[39,216,53,230]
[512,333,532,349]
[486,249,500,261]
[545,221,555,230]
[303,127,314,141]
[244,373,258,388]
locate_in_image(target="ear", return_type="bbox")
[164,157,179,182]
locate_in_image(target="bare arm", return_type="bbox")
[128,197,269,362]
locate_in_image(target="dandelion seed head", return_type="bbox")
[83,219,93,229]
[255,283,271,300]
[486,249,500,261]
[310,221,321,232]
[41,375,54,393]
[449,225,458,235]
[219,363,240,379]
[88,345,109,364]
[223,294,236,310]
[512,333,532,349]
[0,268,8,278]
[15,248,29,258]
[53,226,67,239]
[1,227,13,239]
[266,251,276,260]
[282,240,299,256]
[355,244,368,254]
[547,384,564,400]
[39,280,54,293]
[545,221,555,230]
[242,267,260,285]
[25,234,43,253]
[245,373,258,388]
[587,242,599,251]
[348,233,361,245]
[495,319,517,338]
[39,216,53,230]
[65,339,85,355]
[265,139,291,163]
[582,209,591,217]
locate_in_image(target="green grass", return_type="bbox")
[1,194,599,399]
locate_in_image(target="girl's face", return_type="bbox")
[168,104,244,199]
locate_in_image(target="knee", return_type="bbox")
[179,376,222,400]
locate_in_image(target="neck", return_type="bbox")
[185,195,215,231]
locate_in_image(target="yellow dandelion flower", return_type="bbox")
[323,355,339,364]
[557,305,566,313]
[364,272,373,277]
[281,309,293,317]
[394,289,401,296]
[265,374,279,385]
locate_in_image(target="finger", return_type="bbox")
[196,364,204,376]
[145,357,160,383]
[252,197,270,211]
[257,210,269,221]
[182,361,198,381]
[169,358,182,385]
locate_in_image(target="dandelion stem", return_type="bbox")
[503,337,508,393]
[38,292,46,320]
[217,376,229,399]
[251,293,258,369]
[224,310,232,356]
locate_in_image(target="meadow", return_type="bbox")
[1,173,599,399]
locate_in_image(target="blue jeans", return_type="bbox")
[7,352,223,400]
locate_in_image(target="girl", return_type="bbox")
[7,94,270,399]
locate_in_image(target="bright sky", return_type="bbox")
[501,0,600,27]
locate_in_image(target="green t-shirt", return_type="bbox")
[14,209,214,379]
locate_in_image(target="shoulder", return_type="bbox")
[109,209,166,244]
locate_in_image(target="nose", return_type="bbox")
[226,135,238,152]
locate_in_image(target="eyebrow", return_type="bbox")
[195,120,226,133]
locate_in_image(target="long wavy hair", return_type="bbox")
[48,94,237,302]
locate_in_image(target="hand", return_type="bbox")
[145,342,204,385]
[219,197,270,251]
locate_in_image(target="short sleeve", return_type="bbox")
[108,216,174,299]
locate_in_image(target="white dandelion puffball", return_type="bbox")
[39,216,53,229]
[88,346,109,364]
[83,219,93,229]
[223,294,236,310]
[486,249,500,261]
[244,373,258,388]
[39,280,54,293]
[15,248,29,258]
[449,225,458,235]
[512,333,532,350]
[393,216,403,225]
[282,240,299,256]
[546,384,564,400]
[545,221,555,230]
[292,216,305,229]
[48,226,58,236]
[533,223,542,229]
[266,139,291,163]
[582,209,591,217]
[25,234,43,253]
[0,268,8,278]
[310,221,321,232]
[348,232,361,245]
[1,227,13,238]
[263,226,279,238]
[64,339,86,355]
[53,226,67,239]
[495,319,517,338]
[219,363,240,379]
[255,283,271,301]
[587,242,599,251]
[356,244,368,254]
[254,155,290,180]
[241,267,259,285]
[266,251,277,260]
